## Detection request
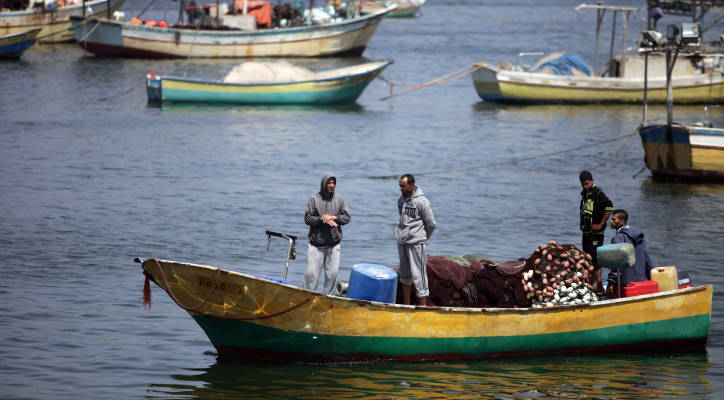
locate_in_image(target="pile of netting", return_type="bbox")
[399,241,600,308]
[222,61,316,83]
[521,240,600,308]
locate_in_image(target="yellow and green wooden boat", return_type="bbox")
[146,60,391,105]
[138,257,712,361]
[639,124,724,181]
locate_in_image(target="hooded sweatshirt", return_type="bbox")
[394,186,436,245]
[607,226,654,286]
[304,173,351,247]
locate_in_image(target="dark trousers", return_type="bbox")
[582,233,605,269]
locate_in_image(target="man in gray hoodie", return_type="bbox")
[304,173,351,295]
[395,174,436,306]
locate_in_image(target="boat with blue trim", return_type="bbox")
[0,27,40,58]
[145,60,391,105]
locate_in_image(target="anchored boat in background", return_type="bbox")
[361,0,425,18]
[471,53,724,104]
[471,3,724,104]
[635,3,724,181]
[146,60,391,105]
[71,1,396,58]
[0,27,40,58]
[639,124,724,180]
[0,0,125,43]
[137,255,712,362]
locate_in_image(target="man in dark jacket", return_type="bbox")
[607,209,655,293]
[304,173,351,294]
[579,170,614,292]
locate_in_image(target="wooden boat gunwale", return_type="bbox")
[141,258,711,316]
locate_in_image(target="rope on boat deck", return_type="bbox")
[379,63,486,101]
[148,258,222,311]
[352,132,639,180]
[235,299,311,321]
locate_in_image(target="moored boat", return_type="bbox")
[360,0,425,18]
[638,124,724,181]
[0,0,125,43]
[146,60,391,105]
[0,27,40,58]
[137,257,712,361]
[471,3,724,104]
[471,53,724,104]
[71,2,396,58]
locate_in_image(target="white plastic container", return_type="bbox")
[651,266,678,291]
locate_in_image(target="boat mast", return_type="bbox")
[576,4,641,77]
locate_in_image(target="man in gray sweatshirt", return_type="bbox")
[394,174,436,306]
[304,173,351,295]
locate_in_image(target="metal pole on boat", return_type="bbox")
[83,0,86,17]
[595,8,604,75]
[620,10,629,62]
[243,0,248,14]
[607,10,617,76]
[265,231,297,280]
[107,0,111,19]
[643,50,649,125]
[178,0,185,24]
[665,44,679,134]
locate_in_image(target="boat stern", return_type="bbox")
[146,72,163,103]
[471,63,505,101]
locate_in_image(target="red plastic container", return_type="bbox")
[623,280,659,297]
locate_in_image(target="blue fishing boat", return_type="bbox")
[0,28,41,59]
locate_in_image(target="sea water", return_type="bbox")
[1,0,724,398]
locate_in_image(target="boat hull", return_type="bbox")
[140,259,713,361]
[72,6,393,58]
[146,60,390,104]
[471,64,724,104]
[0,28,41,58]
[0,0,124,43]
[361,0,425,17]
[639,124,724,181]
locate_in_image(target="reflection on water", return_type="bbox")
[149,352,713,399]
[150,102,366,114]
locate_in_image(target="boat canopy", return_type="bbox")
[533,53,592,76]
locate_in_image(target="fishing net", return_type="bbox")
[222,61,316,83]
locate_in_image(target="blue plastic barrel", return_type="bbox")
[346,263,398,303]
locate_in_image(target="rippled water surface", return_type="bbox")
[1,0,723,398]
